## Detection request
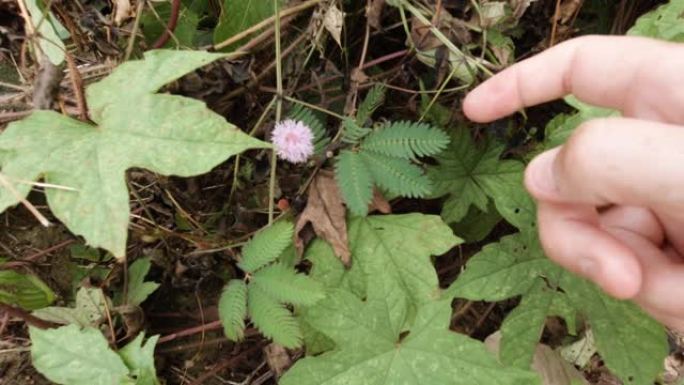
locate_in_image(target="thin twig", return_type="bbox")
[0,303,56,329]
[0,173,50,227]
[153,0,181,48]
[268,0,284,224]
[124,0,145,60]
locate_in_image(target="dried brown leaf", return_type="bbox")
[295,172,351,266]
[485,332,589,385]
[369,188,391,214]
[264,343,292,378]
[367,0,386,30]
[113,0,134,25]
[324,4,345,47]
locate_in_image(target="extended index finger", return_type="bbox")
[463,35,684,123]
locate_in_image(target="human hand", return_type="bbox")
[463,35,684,331]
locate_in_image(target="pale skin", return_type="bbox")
[463,35,684,331]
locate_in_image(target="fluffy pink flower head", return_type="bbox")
[271,119,314,164]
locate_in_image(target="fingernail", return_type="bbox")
[579,258,598,279]
[525,149,560,198]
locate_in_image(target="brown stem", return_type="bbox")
[152,0,181,49]
[0,303,57,330]
[157,320,223,344]
[189,342,266,385]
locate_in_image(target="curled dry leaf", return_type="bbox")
[510,0,539,20]
[367,0,386,30]
[369,188,391,214]
[113,0,134,25]
[264,343,292,378]
[324,4,345,47]
[295,172,351,266]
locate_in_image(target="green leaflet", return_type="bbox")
[250,263,326,306]
[360,121,450,159]
[335,150,374,216]
[446,233,668,384]
[282,290,539,385]
[428,127,524,223]
[247,283,303,348]
[0,270,55,310]
[219,279,248,341]
[30,325,131,385]
[0,50,268,259]
[239,221,294,273]
[359,151,432,198]
[336,120,449,216]
[219,220,325,347]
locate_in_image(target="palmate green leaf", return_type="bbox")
[360,121,450,159]
[542,96,617,151]
[0,50,268,259]
[0,270,55,310]
[250,263,326,306]
[125,257,160,307]
[444,233,551,301]
[360,151,432,198]
[30,325,131,385]
[306,214,461,332]
[427,128,524,223]
[238,221,294,273]
[119,333,161,385]
[247,283,302,348]
[281,290,538,385]
[446,233,668,385]
[499,279,575,368]
[218,279,247,341]
[628,0,684,42]
[335,150,373,216]
[560,273,668,385]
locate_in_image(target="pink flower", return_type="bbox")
[271,119,314,164]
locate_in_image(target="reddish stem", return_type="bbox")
[152,0,181,49]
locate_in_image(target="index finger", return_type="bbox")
[463,35,683,123]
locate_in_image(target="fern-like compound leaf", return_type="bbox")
[239,221,294,273]
[356,84,386,126]
[335,150,374,216]
[247,283,302,348]
[251,263,326,306]
[341,118,372,144]
[361,121,450,159]
[218,279,248,341]
[289,105,330,154]
[360,151,432,198]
